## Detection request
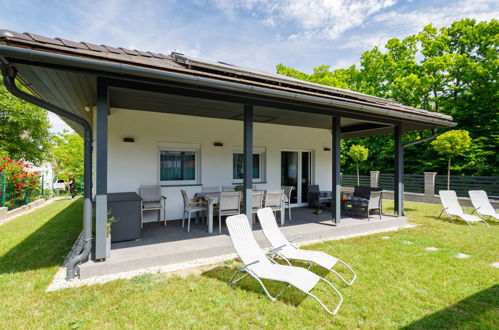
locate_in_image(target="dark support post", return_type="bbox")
[95,79,109,259]
[332,116,341,224]
[243,104,253,227]
[394,125,404,215]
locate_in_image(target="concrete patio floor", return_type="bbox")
[79,207,408,279]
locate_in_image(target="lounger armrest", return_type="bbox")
[288,235,303,243]
[240,260,260,270]
[266,244,287,255]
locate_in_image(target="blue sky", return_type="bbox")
[0,0,497,132]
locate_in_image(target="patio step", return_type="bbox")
[79,214,408,279]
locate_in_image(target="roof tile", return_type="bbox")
[119,47,140,56]
[149,52,165,59]
[0,29,32,41]
[136,50,152,57]
[102,45,124,54]
[56,38,88,49]
[81,42,107,52]
[25,33,64,46]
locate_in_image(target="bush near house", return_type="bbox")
[0,156,41,209]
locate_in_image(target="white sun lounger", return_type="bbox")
[226,214,344,315]
[257,207,356,286]
[469,190,499,221]
[438,190,490,228]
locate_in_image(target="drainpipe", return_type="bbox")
[0,61,93,280]
[403,129,438,148]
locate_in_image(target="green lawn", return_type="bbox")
[0,199,497,329]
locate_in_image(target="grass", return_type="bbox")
[0,199,497,329]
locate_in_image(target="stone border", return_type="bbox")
[46,223,416,291]
[0,197,66,225]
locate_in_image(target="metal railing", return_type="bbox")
[341,174,370,187]
[435,175,499,198]
[342,172,499,199]
[379,174,425,194]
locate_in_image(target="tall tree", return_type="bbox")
[51,130,84,181]
[431,130,472,189]
[0,75,52,164]
[347,145,369,186]
[276,18,498,176]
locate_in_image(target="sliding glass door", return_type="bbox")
[281,151,312,205]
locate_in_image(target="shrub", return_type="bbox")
[0,156,41,208]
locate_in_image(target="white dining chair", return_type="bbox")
[264,190,285,225]
[216,192,241,233]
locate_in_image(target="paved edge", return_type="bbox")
[46,223,417,291]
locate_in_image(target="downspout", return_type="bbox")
[403,129,438,148]
[0,61,93,280]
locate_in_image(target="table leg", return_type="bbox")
[208,201,213,234]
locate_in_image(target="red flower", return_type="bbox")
[24,164,29,168]
[12,177,17,180]
[9,199,13,202]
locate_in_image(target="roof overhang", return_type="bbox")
[0,38,456,137]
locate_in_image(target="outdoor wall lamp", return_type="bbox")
[213,142,223,147]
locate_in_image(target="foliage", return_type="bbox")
[0,156,41,208]
[0,200,497,328]
[347,144,369,163]
[277,18,499,175]
[51,130,84,181]
[431,130,472,157]
[347,144,369,185]
[0,75,52,164]
[431,130,472,189]
[106,209,119,238]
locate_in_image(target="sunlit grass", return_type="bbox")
[0,199,497,328]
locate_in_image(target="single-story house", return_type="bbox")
[0,30,455,279]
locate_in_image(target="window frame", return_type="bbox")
[158,142,200,186]
[232,146,266,184]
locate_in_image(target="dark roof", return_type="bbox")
[0,29,452,122]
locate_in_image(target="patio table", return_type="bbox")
[196,191,259,234]
[195,192,220,234]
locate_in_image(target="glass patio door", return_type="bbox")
[281,151,312,205]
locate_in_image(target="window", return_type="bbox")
[232,152,264,182]
[160,151,198,184]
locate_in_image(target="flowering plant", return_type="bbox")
[0,156,41,208]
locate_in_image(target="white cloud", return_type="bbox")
[340,33,393,50]
[211,0,397,40]
[372,0,499,34]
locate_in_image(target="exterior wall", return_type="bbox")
[101,108,333,221]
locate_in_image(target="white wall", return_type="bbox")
[102,108,333,221]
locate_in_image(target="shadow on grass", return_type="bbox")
[0,199,82,274]
[202,262,333,308]
[427,215,498,227]
[402,285,499,329]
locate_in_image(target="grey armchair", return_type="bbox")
[367,191,382,220]
[140,185,167,228]
[308,185,332,209]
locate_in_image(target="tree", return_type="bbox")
[431,130,472,189]
[347,145,369,186]
[51,130,84,182]
[277,18,498,176]
[0,75,52,164]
